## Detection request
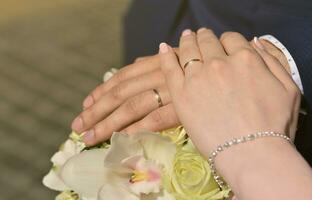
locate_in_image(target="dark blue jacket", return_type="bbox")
[124,0,312,164]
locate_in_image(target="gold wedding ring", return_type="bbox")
[152,89,163,108]
[183,58,202,69]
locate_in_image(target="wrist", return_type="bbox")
[214,136,293,187]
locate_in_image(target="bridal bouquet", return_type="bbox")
[43,70,231,200]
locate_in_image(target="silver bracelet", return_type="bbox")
[207,131,293,189]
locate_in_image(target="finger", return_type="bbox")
[83,55,160,109]
[179,29,203,76]
[252,37,299,92]
[82,86,170,145]
[196,28,226,62]
[134,55,153,63]
[253,37,301,141]
[71,70,165,133]
[159,43,184,100]
[122,104,180,134]
[220,32,253,55]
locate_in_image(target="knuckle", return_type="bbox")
[114,70,127,83]
[125,97,140,115]
[236,48,258,62]
[112,85,124,100]
[209,58,227,70]
[80,110,94,126]
[99,116,118,134]
[149,110,164,126]
[93,126,100,137]
[132,75,142,84]
[93,125,105,140]
[90,88,99,101]
[107,117,118,131]
[220,31,238,42]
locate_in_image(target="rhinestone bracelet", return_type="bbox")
[207,131,293,189]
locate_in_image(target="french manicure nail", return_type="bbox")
[182,29,192,36]
[83,95,94,108]
[159,43,168,53]
[83,129,95,143]
[71,116,83,132]
[253,37,265,50]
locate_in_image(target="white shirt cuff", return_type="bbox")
[259,35,304,94]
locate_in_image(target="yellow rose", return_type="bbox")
[165,141,230,200]
[160,126,187,147]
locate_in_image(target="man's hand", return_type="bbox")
[71,54,179,146]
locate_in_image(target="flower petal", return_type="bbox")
[51,140,80,166]
[129,181,161,196]
[51,151,71,167]
[98,184,139,200]
[42,169,69,191]
[134,132,176,171]
[122,155,162,195]
[104,133,142,170]
[60,149,108,199]
[103,68,118,82]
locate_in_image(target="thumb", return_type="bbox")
[252,37,298,92]
[159,43,184,101]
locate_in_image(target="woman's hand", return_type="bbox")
[159,28,300,158]
[159,29,312,200]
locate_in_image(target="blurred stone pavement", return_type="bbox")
[0,0,131,199]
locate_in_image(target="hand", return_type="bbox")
[71,54,180,146]
[159,29,312,200]
[159,28,301,158]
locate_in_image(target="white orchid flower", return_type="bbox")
[60,132,177,200]
[43,133,85,192]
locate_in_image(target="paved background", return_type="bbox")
[0,1,131,199]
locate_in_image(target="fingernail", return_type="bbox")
[253,37,265,50]
[71,116,83,132]
[159,43,168,53]
[182,29,192,36]
[83,95,94,108]
[83,129,95,143]
[197,27,206,33]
